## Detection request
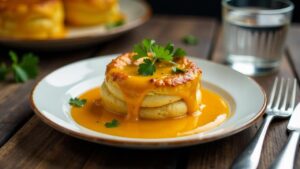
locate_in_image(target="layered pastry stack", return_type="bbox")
[0,0,124,39]
[101,52,202,120]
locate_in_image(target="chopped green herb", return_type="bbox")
[19,53,39,79]
[0,50,39,83]
[172,66,186,74]
[106,20,125,29]
[182,35,198,45]
[9,51,18,63]
[12,64,29,82]
[133,39,187,76]
[69,97,87,108]
[105,119,119,128]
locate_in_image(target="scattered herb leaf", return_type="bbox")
[69,97,87,108]
[182,35,198,45]
[106,20,125,29]
[9,51,18,63]
[172,66,186,74]
[19,53,39,78]
[133,39,187,76]
[0,50,39,83]
[12,64,29,82]
[105,119,119,128]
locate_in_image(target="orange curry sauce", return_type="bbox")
[71,87,230,138]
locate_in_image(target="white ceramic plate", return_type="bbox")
[0,0,151,50]
[30,54,266,149]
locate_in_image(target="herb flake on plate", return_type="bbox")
[105,119,119,128]
[69,97,87,108]
[106,20,125,29]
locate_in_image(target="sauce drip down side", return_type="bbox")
[71,87,230,138]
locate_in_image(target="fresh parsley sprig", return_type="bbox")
[133,39,186,76]
[69,97,87,108]
[105,119,119,128]
[0,51,39,83]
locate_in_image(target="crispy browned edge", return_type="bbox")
[0,0,152,41]
[106,52,202,87]
[28,65,267,149]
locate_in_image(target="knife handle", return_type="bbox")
[231,115,274,169]
[270,131,300,169]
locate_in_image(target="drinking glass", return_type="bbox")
[222,0,294,76]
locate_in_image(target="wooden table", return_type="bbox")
[0,16,299,169]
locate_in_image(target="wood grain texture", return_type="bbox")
[186,28,300,169]
[0,16,218,169]
[94,15,217,58]
[0,49,99,147]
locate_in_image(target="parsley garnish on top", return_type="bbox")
[69,97,87,108]
[133,39,187,76]
[105,119,119,128]
[0,51,39,83]
[172,66,186,74]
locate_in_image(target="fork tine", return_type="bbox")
[280,79,290,111]
[288,79,297,110]
[267,77,278,109]
[274,78,285,109]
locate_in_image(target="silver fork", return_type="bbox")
[231,77,297,169]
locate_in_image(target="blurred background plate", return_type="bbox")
[0,0,151,50]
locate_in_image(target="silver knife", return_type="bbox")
[270,102,300,169]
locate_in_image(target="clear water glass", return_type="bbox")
[222,0,294,76]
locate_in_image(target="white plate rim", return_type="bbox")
[30,55,267,149]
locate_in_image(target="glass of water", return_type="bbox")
[222,0,294,76]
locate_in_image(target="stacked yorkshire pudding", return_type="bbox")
[0,0,124,39]
[100,40,202,120]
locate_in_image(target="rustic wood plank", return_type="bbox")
[0,49,99,147]
[0,116,95,169]
[0,16,218,169]
[186,28,300,169]
[96,15,217,59]
[287,24,300,80]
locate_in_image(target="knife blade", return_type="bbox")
[287,103,300,131]
[270,102,300,169]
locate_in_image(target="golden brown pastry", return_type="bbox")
[63,0,124,26]
[0,0,65,39]
[100,53,202,120]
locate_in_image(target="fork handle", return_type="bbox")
[269,131,300,169]
[231,115,274,169]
